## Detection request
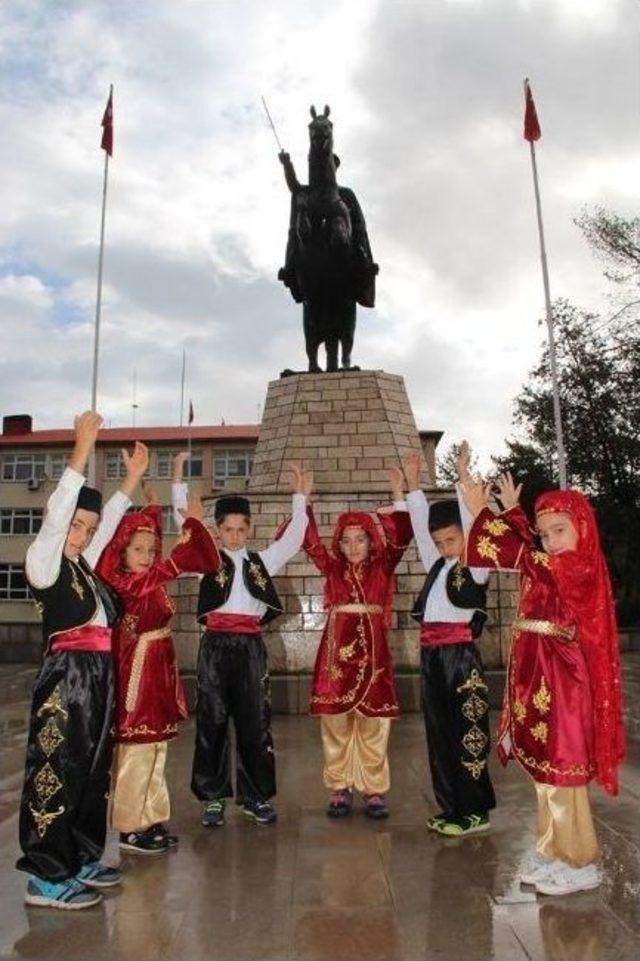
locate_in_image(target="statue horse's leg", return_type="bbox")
[303,302,322,373]
[325,338,339,373]
[340,300,357,369]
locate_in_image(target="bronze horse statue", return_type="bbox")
[278,105,378,372]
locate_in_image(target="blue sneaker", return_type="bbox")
[25,876,102,910]
[202,798,226,827]
[243,799,277,824]
[76,862,122,888]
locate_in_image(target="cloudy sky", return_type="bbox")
[1,0,638,466]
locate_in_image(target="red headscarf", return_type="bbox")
[535,489,625,795]
[97,504,163,584]
[329,511,395,626]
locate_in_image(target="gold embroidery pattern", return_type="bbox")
[33,600,44,616]
[531,551,551,568]
[461,691,488,723]
[248,561,267,591]
[530,721,548,743]
[122,613,138,636]
[338,640,356,661]
[126,636,151,713]
[215,567,229,588]
[462,726,488,758]
[532,676,551,715]
[476,536,499,563]
[29,803,65,839]
[36,685,68,720]
[34,763,63,805]
[451,563,465,591]
[37,718,64,758]
[512,699,527,723]
[513,744,592,779]
[462,758,487,779]
[69,562,85,599]
[456,669,489,695]
[120,722,179,739]
[329,664,343,681]
[482,518,509,537]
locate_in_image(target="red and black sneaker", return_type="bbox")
[326,789,353,819]
[364,794,389,820]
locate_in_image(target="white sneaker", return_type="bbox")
[535,862,600,896]
[518,852,557,886]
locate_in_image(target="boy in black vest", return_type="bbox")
[403,447,495,836]
[172,456,311,827]
[17,411,148,909]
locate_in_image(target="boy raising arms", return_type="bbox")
[172,455,311,826]
[17,411,148,909]
[403,445,496,836]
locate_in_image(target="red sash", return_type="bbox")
[420,622,472,647]
[205,613,262,635]
[51,625,113,654]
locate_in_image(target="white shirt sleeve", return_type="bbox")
[392,499,408,512]
[83,490,132,569]
[25,467,85,589]
[171,482,188,532]
[456,482,474,535]
[405,489,439,572]
[259,494,308,576]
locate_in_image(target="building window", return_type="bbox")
[183,449,203,479]
[162,506,179,535]
[104,451,126,479]
[0,563,30,600]
[214,449,253,485]
[154,450,175,479]
[0,508,44,535]
[1,453,47,482]
[49,453,68,480]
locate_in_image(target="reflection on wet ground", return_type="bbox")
[1,658,639,960]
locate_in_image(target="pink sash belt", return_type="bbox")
[205,613,262,635]
[51,625,113,653]
[420,622,472,647]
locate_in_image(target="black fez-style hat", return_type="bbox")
[214,495,251,521]
[75,485,103,515]
[428,499,462,533]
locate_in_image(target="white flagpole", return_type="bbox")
[525,79,568,489]
[179,349,186,426]
[89,83,112,486]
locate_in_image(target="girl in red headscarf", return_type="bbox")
[460,469,625,897]
[303,468,413,819]
[97,489,220,855]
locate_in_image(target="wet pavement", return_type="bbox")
[1,659,639,961]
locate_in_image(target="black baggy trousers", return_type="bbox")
[420,642,496,819]
[16,650,114,881]
[191,631,275,803]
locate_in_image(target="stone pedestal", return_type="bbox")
[172,370,518,711]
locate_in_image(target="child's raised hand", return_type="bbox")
[172,451,190,484]
[122,441,149,479]
[496,472,522,511]
[301,469,314,498]
[402,450,421,491]
[459,475,492,518]
[70,411,103,473]
[182,492,204,523]
[388,465,405,501]
[456,440,472,482]
[141,479,159,505]
[287,462,306,494]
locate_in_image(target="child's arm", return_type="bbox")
[26,411,102,588]
[462,472,529,570]
[84,442,148,568]
[171,451,190,532]
[260,464,311,575]
[378,466,414,573]
[302,503,332,574]
[403,451,440,571]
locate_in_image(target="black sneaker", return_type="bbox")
[202,799,226,827]
[364,794,389,820]
[243,799,277,824]
[326,789,353,818]
[119,830,168,855]
[151,823,179,847]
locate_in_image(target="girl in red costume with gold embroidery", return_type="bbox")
[460,467,624,896]
[97,486,219,855]
[303,467,413,820]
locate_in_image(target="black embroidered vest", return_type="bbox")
[197,550,283,627]
[29,555,122,650]
[411,558,488,639]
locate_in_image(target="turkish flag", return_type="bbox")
[188,400,194,425]
[101,90,113,156]
[523,80,541,142]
